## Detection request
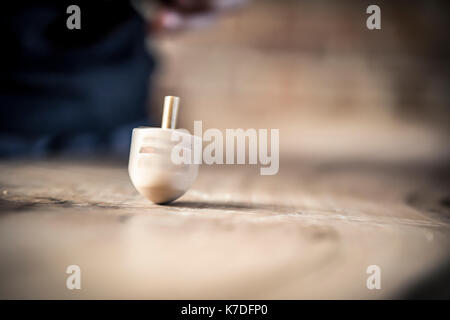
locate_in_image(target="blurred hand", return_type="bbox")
[138,0,247,34]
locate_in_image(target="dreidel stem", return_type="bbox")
[161,96,179,129]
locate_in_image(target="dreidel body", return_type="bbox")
[128,96,199,204]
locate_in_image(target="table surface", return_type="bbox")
[0,158,449,299]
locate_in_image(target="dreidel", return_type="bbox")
[128,96,199,204]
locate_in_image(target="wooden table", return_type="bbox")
[0,158,449,299]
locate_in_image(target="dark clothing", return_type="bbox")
[0,1,155,156]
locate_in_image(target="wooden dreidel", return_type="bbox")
[128,96,199,204]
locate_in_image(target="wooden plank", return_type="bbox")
[0,158,449,299]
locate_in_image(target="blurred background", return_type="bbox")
[0,0,450,162]
[0,0,449,164]
[150,0,450,164]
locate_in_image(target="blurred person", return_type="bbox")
[0,0,243,157]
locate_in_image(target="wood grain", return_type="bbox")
[0,158,449,299]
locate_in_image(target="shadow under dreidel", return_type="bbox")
[169,200,297,213]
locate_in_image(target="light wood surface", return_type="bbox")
[0,158,449,299]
